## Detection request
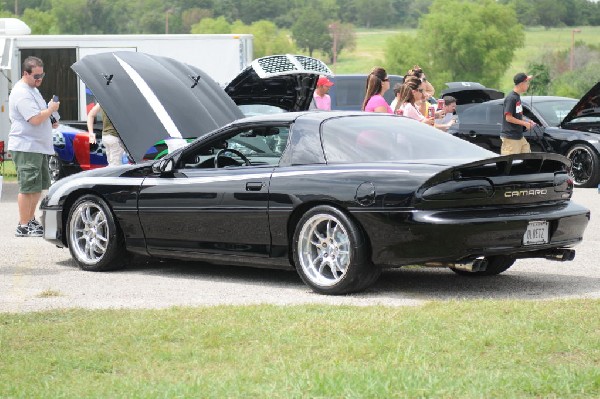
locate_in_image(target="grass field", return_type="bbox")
[1,300,599,397]
[328,26,600,93]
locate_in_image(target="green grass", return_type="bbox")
[328,26,600,92]
[1,160,16,181]
[1,300,599,398]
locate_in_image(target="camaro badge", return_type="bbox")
[504,189,548,198]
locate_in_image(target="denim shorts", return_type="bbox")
[10,151,50,193]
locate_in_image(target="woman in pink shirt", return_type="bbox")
[361,67,393,114]
[395,76,434,126]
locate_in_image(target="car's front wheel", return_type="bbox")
[66,194,127,271]
[293,205,380,294]
[566,144,600,188]
[48,154,64,185]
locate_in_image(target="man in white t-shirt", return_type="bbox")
[7,56,60,237]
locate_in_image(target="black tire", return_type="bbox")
[566,144,600,188]
[292,205,380,294]
[48,154,65,185]
[66,194,128,271]
[450,255,515,277]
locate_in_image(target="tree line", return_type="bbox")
[2,0,600,35]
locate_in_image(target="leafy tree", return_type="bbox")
[326,22,356,64]
[291,6,331,57]
[385,0,523,91]
[181,7,213,32]
[21,8,58,34]
[231,20,295,58]
[353,0,395,28]
[526,63,551,95]
[191,16,232,34]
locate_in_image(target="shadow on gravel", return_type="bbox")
[53,254,600,300]
[372,267,600,300]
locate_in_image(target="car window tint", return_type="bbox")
[181,126,289,168]
[457,103,489,124]
[532,99,578,126]
[332,78,365,108]
[322,115,494,163]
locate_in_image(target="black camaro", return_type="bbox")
[449,83,600,188]
[41,52,590,294]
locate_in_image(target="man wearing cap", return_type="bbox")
[312,76,334,110]
[501,72,537,155]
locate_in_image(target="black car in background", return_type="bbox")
[329,74,404,111]
[440,82,504,113]
[449,82,600,187]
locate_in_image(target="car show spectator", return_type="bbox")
[434,96,458,131]
[87,102,126,166]
[312,76,334,110]
[501,72,537,155]
[7,56,60,237]
[362,67,393,113]
[395,76,434,126]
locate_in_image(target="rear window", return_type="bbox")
[322,115,495,163]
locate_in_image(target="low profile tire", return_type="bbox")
[292,205,380,294]
[66,194,127,271]
[451,255,515,277]
[566,144,600,188]
[48,154,65,185]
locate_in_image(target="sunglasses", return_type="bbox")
[415,88,424,93]
[382,78,389,82]
[29,72,45,80]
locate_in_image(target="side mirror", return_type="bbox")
[152,158,174,174]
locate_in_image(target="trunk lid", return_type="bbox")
[416,153,573,208]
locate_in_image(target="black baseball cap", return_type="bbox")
[514,72,533,85]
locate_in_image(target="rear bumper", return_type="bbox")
[358,201,590,266]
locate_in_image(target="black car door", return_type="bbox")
[453,102,504,152]
[137,125,290,258]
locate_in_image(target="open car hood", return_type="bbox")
[441,82,504,108]
[72,51,245,164]
[560,81,600,127]
[225,54,332,112]
[73,52,332,163]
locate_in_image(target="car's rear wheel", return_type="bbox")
[566,144,600,188]
[48,154,64,185]
[450,255,515,276]
[66,194,127,271]
[293,205,380,294]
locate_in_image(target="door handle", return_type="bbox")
[246,182,264,191]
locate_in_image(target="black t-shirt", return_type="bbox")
[501,90,524,139]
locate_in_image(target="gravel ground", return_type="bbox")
[1,181,598,313]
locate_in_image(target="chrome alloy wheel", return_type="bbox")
[48,155,62,185]
[69,200,109,265]
[297,213,351,287]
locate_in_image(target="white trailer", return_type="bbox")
[0,18,253,148]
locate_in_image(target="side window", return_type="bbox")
[181,126,290,169]
[460,104,489,124]
[333,78,364,108]
[488,103,504,125]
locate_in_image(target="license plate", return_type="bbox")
[523,221,549,245]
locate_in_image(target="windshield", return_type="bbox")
[532,99,578,126]
[322,115,495,163]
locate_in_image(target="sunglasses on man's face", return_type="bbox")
[29,72,45,80]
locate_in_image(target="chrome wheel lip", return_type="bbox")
[48,155,61,185]
[69,201,109,265]
[568,147,593,186]
[297,213,351,287]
